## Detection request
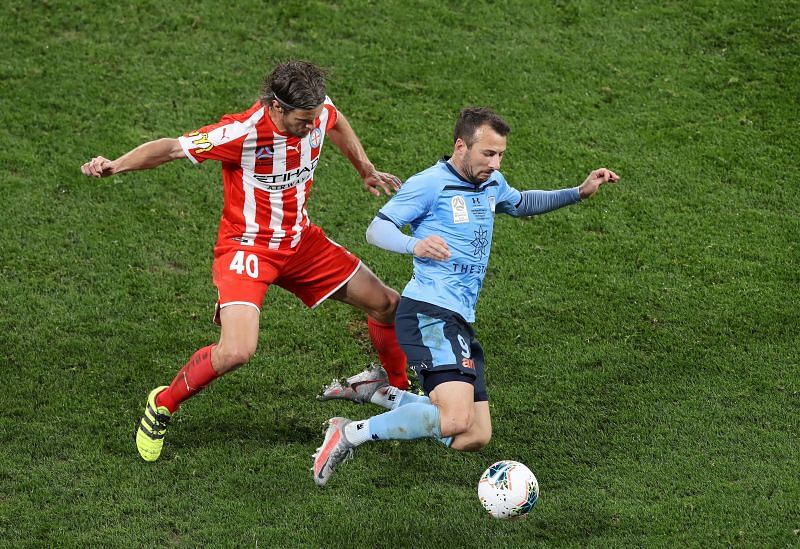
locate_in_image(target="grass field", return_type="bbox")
[1,0,798,546]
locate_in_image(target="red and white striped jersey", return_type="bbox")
[178,97,339,251]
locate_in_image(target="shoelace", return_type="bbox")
[330,446,354,468]
[152,413,170,432]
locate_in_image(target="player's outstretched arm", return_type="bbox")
[503,168,620,217]
[578,168,620,199]
[327,112,401,197]
[80,138,185,178]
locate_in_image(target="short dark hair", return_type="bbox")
[261,61,327,111]
[453,107,511,146]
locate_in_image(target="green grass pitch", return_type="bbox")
[1,0,798,546]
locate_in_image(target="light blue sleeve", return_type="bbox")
[495,174,522,209]
[495,170,581,217]
[377,174,437,228]
[500,187,581,217]
[366,217,420,255]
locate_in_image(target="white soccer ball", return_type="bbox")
[478,460,539,519]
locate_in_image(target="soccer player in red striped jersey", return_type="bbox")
[80,61,409,462]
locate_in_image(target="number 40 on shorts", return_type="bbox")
[229,250,259,279]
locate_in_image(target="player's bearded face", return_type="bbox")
[461,153,490,184]
[460,128,507,184]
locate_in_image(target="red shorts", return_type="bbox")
[211,224,361,322]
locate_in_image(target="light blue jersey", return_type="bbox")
[377,159,523,322]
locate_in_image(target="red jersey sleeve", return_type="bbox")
[178,103,266,165]
[323,96,339,132]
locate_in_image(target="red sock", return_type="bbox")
[368,317,409,389]
[155,345,219,413]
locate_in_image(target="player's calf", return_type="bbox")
[450,426,491,452]
[449,400,492,451]
[438,413,474,438]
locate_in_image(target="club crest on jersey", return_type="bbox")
[451,195,469,224]
[255,145,274,159]
[471,226,489,258]
[308,127,322,149]
[488,196,496,213]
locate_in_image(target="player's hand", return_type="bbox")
[413,235,451,261]
[364,170,402,197]
[81,156,116,178]
[578,168,619,199]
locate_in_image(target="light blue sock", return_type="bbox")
[394,393,452,447]
[371,386,431,410]
[368,402,442,441]
[397,390,430,407]
[356,391,452,447]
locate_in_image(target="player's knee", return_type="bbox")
[229,344,257,366]
[380,287,400,315]
[439,413,472,438]
[371,287,400,323]
[385,287,400,312]
[215,343,257,372]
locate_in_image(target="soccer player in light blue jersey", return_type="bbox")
[313,107,619,486]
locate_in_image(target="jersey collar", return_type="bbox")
[440,156,478,186]
[440,156,498,190]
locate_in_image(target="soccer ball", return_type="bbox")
[478,460,539,519]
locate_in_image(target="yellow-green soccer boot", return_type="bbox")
[135,386,171,462]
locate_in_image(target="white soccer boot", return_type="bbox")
[312,417,355,487]
[317,364,389,404]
